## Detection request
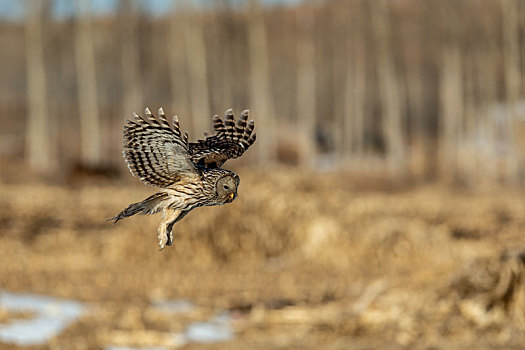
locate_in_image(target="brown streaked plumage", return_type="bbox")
[109,107,255,249]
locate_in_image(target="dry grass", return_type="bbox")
[0,168,524,349]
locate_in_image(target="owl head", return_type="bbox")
[216,173,240,204]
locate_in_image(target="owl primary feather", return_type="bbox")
[109,107,256,249]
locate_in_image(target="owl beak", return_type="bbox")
[229,193,235,200]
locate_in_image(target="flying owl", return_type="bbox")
[109,107,256,249]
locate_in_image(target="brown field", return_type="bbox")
[4,0,525,348]
[0,168,524,349]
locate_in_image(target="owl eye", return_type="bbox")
[223,185,229,190]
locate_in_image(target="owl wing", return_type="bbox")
[123,107,200,188]
[189,109,256,168]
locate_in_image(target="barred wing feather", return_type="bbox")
[123,107,199,188]
[189,109,256,168]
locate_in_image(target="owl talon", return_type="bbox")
[158,232,167,250]
[166,231,174,246]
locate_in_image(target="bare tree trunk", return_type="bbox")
[168,5,190,124]
[331,4,348,162]
[208,1,234,111]
[75,0,101,166]
[25,0,53,173]
[219,40,233,109]
[181,1,210,137]
[478,39,498,183]
[501,0,521,183]
[461,55,477,184]
[406,64,424,140]
[247,0,275,164]
[296,4,316,167]
[119,0,142,115]
[402,14,426,179]
[406,64,426,178]
[344,37,366,158]
[439,45,463,182]
[371,0,405,178]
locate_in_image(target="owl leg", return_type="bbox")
[165,210,191,247]
[158,209,181,250]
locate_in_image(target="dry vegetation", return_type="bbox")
[0,168,524,349]
[1,0,525,348]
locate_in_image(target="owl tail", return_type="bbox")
[108,192,168,223]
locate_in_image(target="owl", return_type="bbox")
[109,107,256,249]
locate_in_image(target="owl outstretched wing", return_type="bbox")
[123,107,199,188]
[189,109,256,168]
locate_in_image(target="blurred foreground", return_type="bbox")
[0,168,524,349]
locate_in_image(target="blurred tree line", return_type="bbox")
[1,0,524,184]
